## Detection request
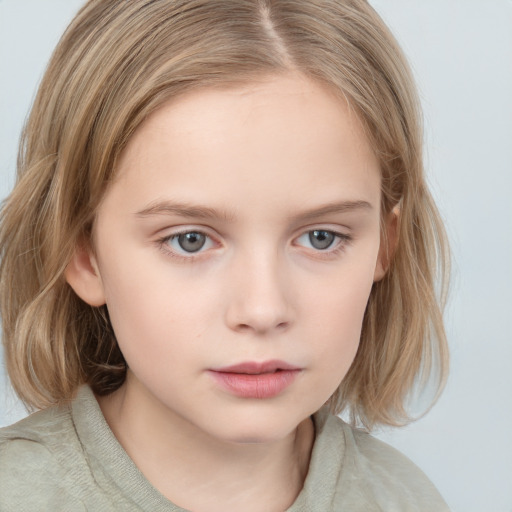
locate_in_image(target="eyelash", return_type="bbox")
[156,228,352,262]
[295,230,352,260]
[156,229,217,263]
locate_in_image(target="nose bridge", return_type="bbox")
[225,243,292,334]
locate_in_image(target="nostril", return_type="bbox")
[233,320,289,334]
[225,289,293,333]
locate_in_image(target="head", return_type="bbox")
[0,0,448,430]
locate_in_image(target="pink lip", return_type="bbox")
[208,360,302,399]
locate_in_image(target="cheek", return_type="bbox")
[98,247,221,371]
[311,280,372,354]
[97,251,181,353]
[302,255,376,385]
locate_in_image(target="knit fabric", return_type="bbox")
[0,386,449,511]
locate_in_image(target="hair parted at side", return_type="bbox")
[0,0,449,429]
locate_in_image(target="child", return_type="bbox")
[0,0,450,510]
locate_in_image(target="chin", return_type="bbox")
[208,406,305,445]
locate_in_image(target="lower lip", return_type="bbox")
[208,370,301,399]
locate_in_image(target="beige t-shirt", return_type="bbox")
[0,386,449,511]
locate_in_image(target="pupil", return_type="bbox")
[178,232,206,252]
[309,230,334,250]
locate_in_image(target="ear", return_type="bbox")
[374,205,400,282]
[65,239,106,306]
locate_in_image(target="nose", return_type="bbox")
[224,249,294,335]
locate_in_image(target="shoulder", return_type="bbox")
[320,413,450,511]
[0,403,78,461]
[0,405,89,510]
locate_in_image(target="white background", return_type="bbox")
[1,1,511,511]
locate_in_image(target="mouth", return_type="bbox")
[211,360,301,375]
[208,360,302,399]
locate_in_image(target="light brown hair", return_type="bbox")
[0,0,449,429]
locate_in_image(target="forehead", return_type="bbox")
[106,73,380,218]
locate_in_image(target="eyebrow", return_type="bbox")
[135,199,373,222]
[289,200,373,223]
[135,200,236,222]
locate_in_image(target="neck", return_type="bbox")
[97,374,315,512]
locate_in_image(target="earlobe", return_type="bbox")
[374,205,400,282]
[65,241,106,306]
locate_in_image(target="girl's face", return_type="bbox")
[77,73,386,443]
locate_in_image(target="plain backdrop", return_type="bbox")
[1,1,511,511]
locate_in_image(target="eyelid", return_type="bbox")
[155,224,353,262]
[156,226,221,261]
[292,226,353,256]
[294,229,350,245]
[293,223,352,241]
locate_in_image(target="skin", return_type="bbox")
[66,72,391,511]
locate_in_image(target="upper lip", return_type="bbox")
[211,360,301,375]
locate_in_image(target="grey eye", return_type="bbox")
[308,230,335,250]
[176,232,207,252]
